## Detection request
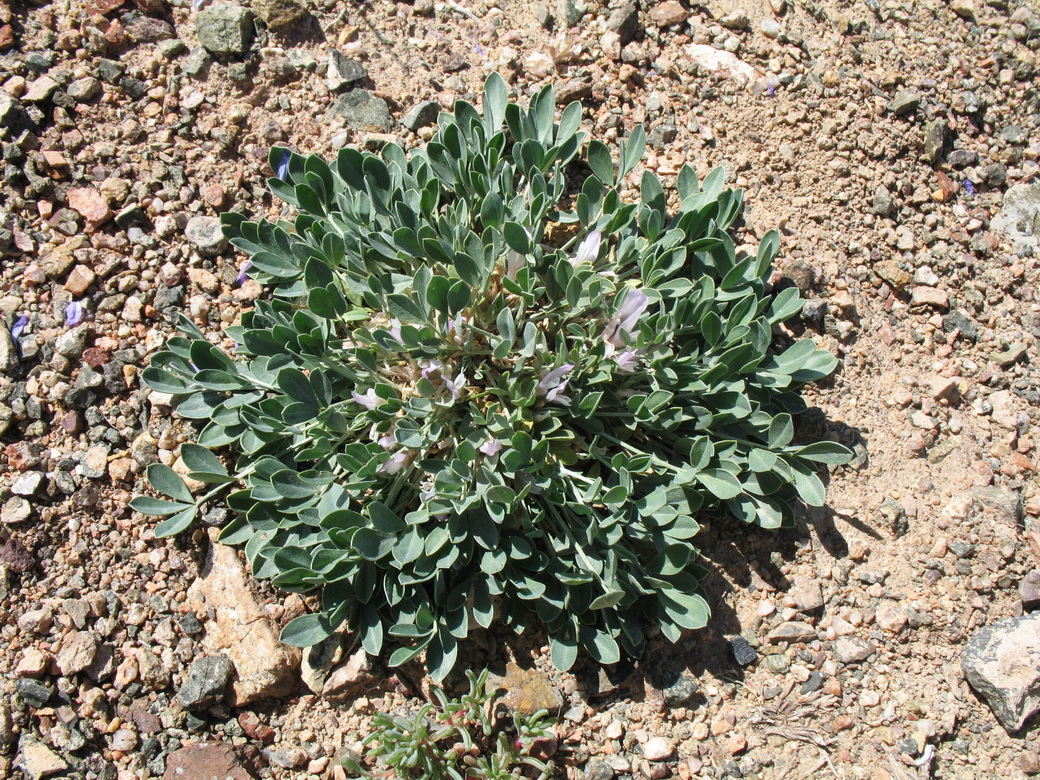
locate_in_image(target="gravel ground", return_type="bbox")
[2,0,1040,778]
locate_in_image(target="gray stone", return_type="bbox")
[186,216,228,256]
[791,579,824,612]
[327,51,367,92]
[980,162,1007,187]
[330,90,394,133]
[923,118,947,163]
[400,100,440,132]
[184,46,213,77]
[0,92,28,134]
[177,654,233,710]
[992,342,1028,368]
[0,326,16,373]
[887,89,922,117]
[54,325,89,359]
[585,761,615,780]
[557,0,583,26]
[62,598,91,629]
[879,497,908,537]
[992,183,1040,258]
[833,636,875,664]
[1021,570,1040,612]
[767,621,817,644]
[605,3,640,45]
[728,635,757,666]
[300,632,344,694]
[872,185,895,217]
[963,613,1040,731]
[661,672,700,706]
[196,3,255,57]
[943,309,978,341]
[972,485,1022,524]
[947,149,977,168]
[15,678,53,709]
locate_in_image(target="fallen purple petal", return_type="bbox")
[10,314,28,340]
[276,149,291,181]
[963,180,975,195]
[65,301,85,328]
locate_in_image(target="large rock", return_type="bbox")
[329,90,393,133]
[321,646,378,699]
[992,183,1040,258]
[684,44,761,86]
[963,613,1040,732]
[56,631,100,676]
[187,539,300,705]
[196,3,255,57]
[164,742,256,780]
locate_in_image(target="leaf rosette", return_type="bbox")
[132,74,851,679]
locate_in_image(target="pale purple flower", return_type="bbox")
[478,438,504,457]
[571,231,601,268]
[963,180,975,195]
[537,363,574,406]
[505,250,524,281]
[276,149,291,181]
[378,449,416,475]
[236,260,252,286]
[442,371,466,402]
[192,0,204,10]
[449,315,466,345]
[371,423,397,450]
[419,359,443,379]
[65,301,85,328]
[605,288,649,348]
[352,388,381,410]
[387,319,402,342]
[614,350,639,373]
[10,314,28,340]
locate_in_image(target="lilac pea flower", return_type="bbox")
[605,288,649,348]
[352,388,381,410]
[479,438,504,457]
[388,319,402,342]
[419,358,442,379]
[537,363,574,406]
[442,371,466,402]
[192,0,204,10]
[505,250,524,281]
[236,260,252,287]
[614,350,639,373]
[449,314,467,345]
[379,449,415,475]
[65,301,85,328]
[963,180,975,195]
[276,149,291,182]
[571,230,602,268]
[10,314,28,340]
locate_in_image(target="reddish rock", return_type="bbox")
[649,0,688,26]
[0,25,14,51]
[163,743,256,780]
[202,184,225,207]
[67,188,112,228]
[1022,570,1040,612]
[238,712,276,745]
[64,265,97,296]
[5,442,44,471]
[82,348,110,368]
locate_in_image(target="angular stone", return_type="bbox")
[874,259,912,289]
[400,100,440,132]
[11,471,44,497]
[972,485,1022,524]
[177,654,232,710]
[605,3,639,44]
[326,51,367,92]
[1021,571,1040,612]
[16,739,68,780]
[887,89,922,117]
[791,580,824,612]
[928,375,960,404]
[56,631,100,676]
[727,635,757,666]
[767,621,817,644]
[185,216,228,256]
[64,265,97,296]
[685,44,760,85]
[196,3,255,57]
[23,76,59,103]
[2,497,33,525]
[991,183,1040,258]
[643,737,674,761]
[649,1,687,26]
[187,539,301,706]
[876,603,909,633]
[911,286,949,308]
[923,119,947,164]
[301,633,345,694]
[963,613,1040,732]
[329,90,393,133]
[163,742,256,780]
[491,662,564,716]
[834,636,875,664]
[67,187,112,228]
[253,0,308,28]
[321,647,376,700]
